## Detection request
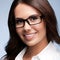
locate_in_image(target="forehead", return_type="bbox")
[14,3,41,19]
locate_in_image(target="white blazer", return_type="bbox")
[15,41,60,60]
[0,41,60,60]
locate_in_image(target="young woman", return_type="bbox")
[1,0,60,60]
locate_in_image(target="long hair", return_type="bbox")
[5,0,60,60]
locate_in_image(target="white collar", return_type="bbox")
[15,47,26,60]
[15,41,60,60]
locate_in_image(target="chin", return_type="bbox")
[25,40,39,47]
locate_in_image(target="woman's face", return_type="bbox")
[14,3,47,46]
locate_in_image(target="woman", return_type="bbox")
[1,0,60,60]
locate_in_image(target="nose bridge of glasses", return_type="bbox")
[24,18,30,25]
[23,19,32,29]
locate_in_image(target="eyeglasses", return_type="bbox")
[15,14,43,28]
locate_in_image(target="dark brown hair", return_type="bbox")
[5,0,60,60]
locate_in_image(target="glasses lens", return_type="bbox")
[28,15,42,25]
[15,18,24,28]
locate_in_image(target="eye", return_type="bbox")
[15,18,23,25]
[29,15,38,21]
[31,16,38,19]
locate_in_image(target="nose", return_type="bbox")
[23,22,32,31]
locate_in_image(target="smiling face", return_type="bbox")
[14,3,48,46]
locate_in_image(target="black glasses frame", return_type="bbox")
[15,15,44,28]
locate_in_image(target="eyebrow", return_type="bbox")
[15,14,41,20]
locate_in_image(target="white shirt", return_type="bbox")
[15,41,60,60]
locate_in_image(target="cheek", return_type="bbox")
[16,28,23,36]
[34,21,46,37]
[35,22,46,32]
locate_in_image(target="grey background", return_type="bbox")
[0,0,60,58]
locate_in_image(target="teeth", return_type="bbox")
[25,34,34,37]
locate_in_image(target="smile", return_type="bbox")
[24,32,37,40]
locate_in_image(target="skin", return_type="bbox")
[14,3,48,60]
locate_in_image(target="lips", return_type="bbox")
[23,32,37,40]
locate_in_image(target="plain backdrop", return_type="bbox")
[0,0,60,58]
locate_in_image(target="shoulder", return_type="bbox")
[0,55,7,60]
[49,42,60,54]
[53,45,60,60]
[39,41,60,60]
[53,50,60,60]
[48,42,60,60]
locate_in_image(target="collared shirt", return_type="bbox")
[15,41,60,60]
